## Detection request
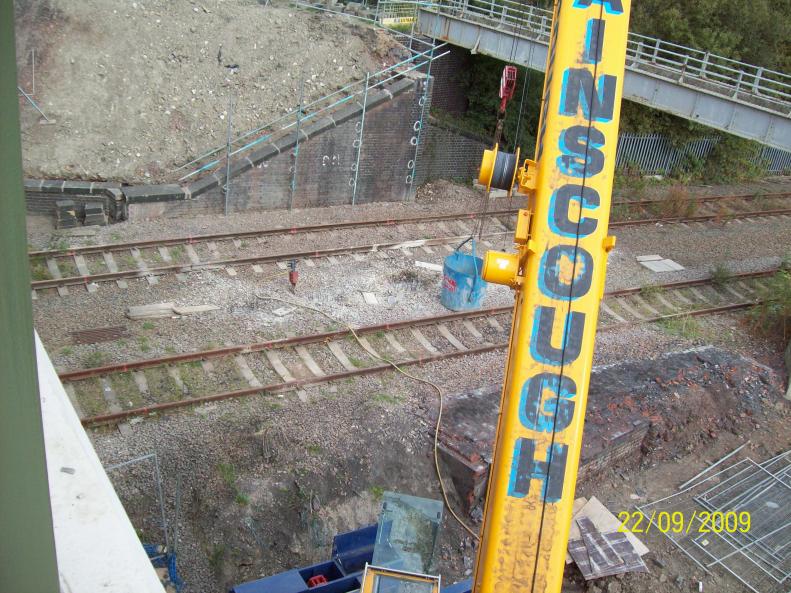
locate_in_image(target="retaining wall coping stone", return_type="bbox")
[122,184,187,203]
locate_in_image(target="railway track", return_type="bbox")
[28,191,791,297]
[61,269,778,427]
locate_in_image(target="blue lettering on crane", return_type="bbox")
[507,0,622,503]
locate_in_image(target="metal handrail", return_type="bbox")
[398,0,791,108]
[178,42,448,181]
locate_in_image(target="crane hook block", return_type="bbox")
[478,144,520,193]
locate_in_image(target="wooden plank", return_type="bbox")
[631,294,661,317]
[295,346,325,377]
[670,289,693,305]
[722,284,747,301]
[438,324,467,351]
[206,241,220,260]
[225,267,237,277]
[736,280,757,295]
[614,298,646,321]
[599,301,626,323]
[689,286,713,305]
[172,304,220,316]
[73,255,97,293]
[455,220,472,234]
[100,377,123,413]
[234,355,262,387]
[462,320,483,339]
[167,367,187,395]
[327,342,356,372]
[410,328,438,354]
[264,350,295,383]
[184,244,202,265]
[654,293,680,313]
[132,371,149,395]
[102,252,127,289]
[130,248,157,285]
[158,246,173,263]
[384,333,406,354]
[487,317,504,332]
[357,337,381,360]
[126,302,175,319]
[46,257,69,296]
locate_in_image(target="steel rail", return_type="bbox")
[29,232,507,290]
[28,209,519,258]
[30,207,791,291]
[61,268,778,382]
[77,299,764,427]
[29,191,791,260]
[609,207,791,228]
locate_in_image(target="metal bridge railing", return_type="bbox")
[395,0,791,113]
[175,31,446,182]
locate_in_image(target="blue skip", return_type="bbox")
[440,239,487,311]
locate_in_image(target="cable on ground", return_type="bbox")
[253,293,479,540]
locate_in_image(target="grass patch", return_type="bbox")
[60,346,74,356]
[48,238,69,251]
[218,462,249,506]
[657,315,704,340]
[639,284,664,299]
[208,544,226,572]
[348,356,367,368]
[306,443,322,455]
[30,257,50,281]
[658,185,697,218]
[610,203,631,221]
[710,263,733,287]
[74,379,107,417]
[372,392,403,406]
[750,270,791,341]
[369,485,385,501]
[83,350,107,368]
[138,336,151,353]
[142,321,155,330]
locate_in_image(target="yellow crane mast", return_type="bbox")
[474,1,632,592]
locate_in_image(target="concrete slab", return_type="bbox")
[36,334,165,593]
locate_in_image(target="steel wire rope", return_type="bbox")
[253,293,480,540]
[475,0,530,240]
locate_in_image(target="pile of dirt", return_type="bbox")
[14,0,404,182]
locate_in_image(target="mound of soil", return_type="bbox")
[14,0,403,182]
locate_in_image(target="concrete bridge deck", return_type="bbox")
[405,0,791,150]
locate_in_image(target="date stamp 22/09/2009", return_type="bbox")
[618,510,751,535]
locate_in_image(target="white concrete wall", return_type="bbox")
[36,333,166,593]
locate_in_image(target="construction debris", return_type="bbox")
[55,199,78,229]
[566,496,648,580]
[637,254,685,272]
[126,302,219,319]
[638,449,791,593]
[415,260,443,273]
[568,516,648,579]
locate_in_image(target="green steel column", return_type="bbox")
[0,1,60,591]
